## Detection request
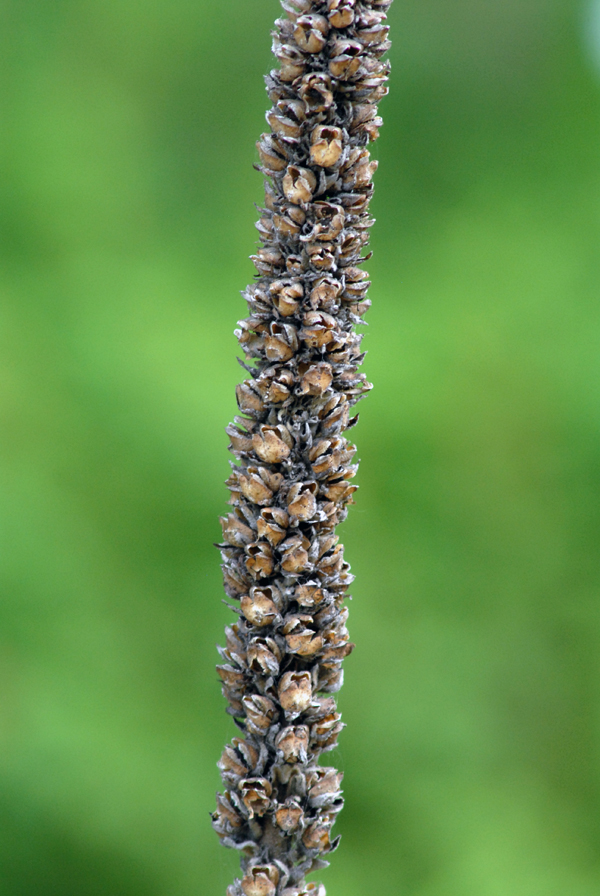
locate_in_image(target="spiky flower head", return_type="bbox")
[213,1,393,893]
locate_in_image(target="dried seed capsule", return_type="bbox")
[252,425,293,464]
[276,797,305,833]
[269,279,304,316]
[275,725,310,762]
[287,482,318,522]
[278,670,313,717]
[310,127,343,168]
[256,506,289,546]
[239,470,274,506]
[241,589,279,627]
[240,777,272,818]
[282,165,317,205]
[247,637,281,676]
[298,73,334,113]
[328,0,355,28]
[280,534,311,574]
[298,363,333,396]
[245,541,274,579]
[241,865,279,896]
[264,321,299,362]
[302,819,331,852]
[308,768,343,807]
[242,695,277,736]
[220,514,255,547]
[294,15,329,53]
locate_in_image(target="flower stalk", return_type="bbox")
[213,1,393,893]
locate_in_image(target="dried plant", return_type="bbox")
[213,1,393,894]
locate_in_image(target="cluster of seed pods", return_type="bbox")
[213,1,392,894]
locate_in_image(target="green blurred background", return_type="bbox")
[2,0,600,893]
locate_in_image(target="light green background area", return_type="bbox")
[2,1,600,893]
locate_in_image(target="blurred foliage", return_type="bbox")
[1,0,600,893]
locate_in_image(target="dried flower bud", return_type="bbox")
[275,725,310,763]
[278,670,312,717]
[270,279,304,316]
[240,777,272,818]
[241,865,279,896]
[302,819,332,852]
[242,695,277,735]
[282,165,317,205]
[294,15,329,53]
[308,768,343,807]
[310,126,343,168]
[264,321,299,362]
[241,589,279,627]
[298,73,334,113]
[245,541,275,580]
[275,797,304,832]
[247,637,281,676]
[328,0,355,28]
[221,514,255,547]
[252,425,293,464]
[287,481,318,522]
[280,534,312,574]
[239,470,274,506]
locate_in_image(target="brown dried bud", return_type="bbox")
[298,73,334,113]
[283,165,317,205]
[294,15,329,53]
[241,865,279,896]
[310,275,343,310]
[242,694,277,735]
[240,777,272,818]
[220,514,255,547]
[283,615,324,656]
[264,321,299,362]
[241,589,279,627]
[247,636,281,676]
[310,127,343,168]
[280,534,312,574]
[275,725,310,763]
[311,712,344,750]
[275,797,304,833]
[257,506,289,546]
[270,279,304,316]
[294,583,325,608]
[252,425,293,464]
[278,670,313,717]
[257,135,288,172]
[236,381,265,417]
[328,0,355,28]
[329,39,363,79]
[239,470,274,506]
[245,541,274,580]
[298,363,333,396]
[302,819,332,852]
[287,481,318,522]
[218,743,250,781]
[308,768,343,807]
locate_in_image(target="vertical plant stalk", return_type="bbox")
[213,2,392,894]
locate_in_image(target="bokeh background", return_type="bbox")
[2,0,600,893]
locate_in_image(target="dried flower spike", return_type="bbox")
[214,1,393,892]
